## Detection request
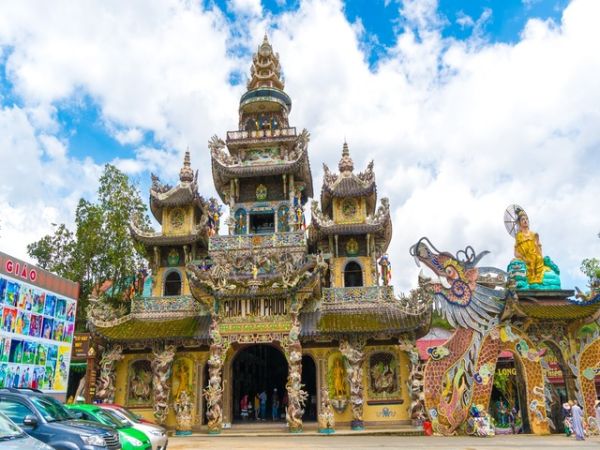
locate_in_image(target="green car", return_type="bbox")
[66,404,152,450]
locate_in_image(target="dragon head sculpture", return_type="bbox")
[410,237,506,331]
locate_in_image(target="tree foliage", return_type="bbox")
[27,164,150,330]
[580,257,600,281]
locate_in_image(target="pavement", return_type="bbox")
[167,433,600,449]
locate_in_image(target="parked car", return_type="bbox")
[99,405,168,450]
[66,404,152,450]
[101,404,155,424]
[0,410,53,450]
[0,388,121,450]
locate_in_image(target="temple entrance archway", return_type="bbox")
[230,344,288,423]
[301,354,317,421]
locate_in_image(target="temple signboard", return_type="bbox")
[221,298,288,319]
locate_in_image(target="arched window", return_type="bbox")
[344,261,363,287]
[164,271,182,296]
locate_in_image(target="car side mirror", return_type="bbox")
[23,415,38,427]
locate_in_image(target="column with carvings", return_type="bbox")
[398,336,426,425]
[339,336,366,430]
[284,299,307,432]
[94,345,123,403]
[151,343,177,425]
[204,315,227,434]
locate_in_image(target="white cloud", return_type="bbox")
[0,0,598,295]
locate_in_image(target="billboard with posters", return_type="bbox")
[0,251,79,396]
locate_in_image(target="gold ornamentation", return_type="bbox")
[170,208,185,229]
[256,184,268,201]
[346,238,359,256]
[341,198,357,218]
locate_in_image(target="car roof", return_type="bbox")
[66,403,100,412]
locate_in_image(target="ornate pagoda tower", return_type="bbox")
[130,151,213,298]
[188,35,324,434]
[310,142,391,290]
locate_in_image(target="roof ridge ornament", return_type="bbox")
[179,149,194,183]
[338,141,354,174]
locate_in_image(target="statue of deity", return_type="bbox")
[332,357,347,398]
[513,209,546,285]
[378,254,392,286]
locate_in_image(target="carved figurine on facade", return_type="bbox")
[399,339,426,424]
[207,198,222,237]
[284,308,307,432]
[95,345,123,402]
[318,387,335,434]
[151,344,177,425]
[173,390,193,435]
[378,253,392,286]
[339,337,366,430]
[204,316,226,434]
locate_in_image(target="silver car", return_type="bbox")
[0,411,53,450]
[100,406,168,450]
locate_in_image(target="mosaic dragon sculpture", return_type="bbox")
[151,344,177,425]
[95,345,123,402]
[410,237,550,436]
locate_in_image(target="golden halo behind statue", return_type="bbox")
[504,204,524,237]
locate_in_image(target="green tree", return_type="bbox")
[27,164,150,330]
[580,257,600,281]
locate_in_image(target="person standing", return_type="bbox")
[571,400,585,441]
[562,402,572,436]
[240,394,249,421]
[259,390,267,421]
[254,393,260,420]
[272,388,280,421]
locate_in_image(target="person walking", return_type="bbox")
[259,390,267,421]
[272,388,280,421]
[254,393,260,420]
[571,400,585,441]
[240,394,249,421]
[562,402,572,436]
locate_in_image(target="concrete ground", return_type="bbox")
[167,434,600,449]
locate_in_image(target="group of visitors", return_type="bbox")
[562,399,600,441]
[239,388,288,421]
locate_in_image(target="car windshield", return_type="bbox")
[30,396,74,422]
[0,412,25,440]
[95,409,127,429]
[111,407,139,423]
[101,409,130,428]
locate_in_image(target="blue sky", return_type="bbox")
[0,0,598,293]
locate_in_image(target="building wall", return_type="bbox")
[113,350,208,429]
[331,256,374,288]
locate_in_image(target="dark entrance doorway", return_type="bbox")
[344,261,363,287]
[231,344,288,422]
[301,355,317,421]
[489,358,530,434]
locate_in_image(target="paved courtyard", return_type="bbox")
[167,434,600,449]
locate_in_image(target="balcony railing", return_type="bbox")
[209,231,306,252]
[131,295,202,317]
[227,127,297,141]
[322,286,396,303]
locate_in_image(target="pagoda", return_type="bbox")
[87,37,431,435]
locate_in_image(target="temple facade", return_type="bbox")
[88,36,431,434]
[86,37,600,437]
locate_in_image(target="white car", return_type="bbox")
[100,406,168,450]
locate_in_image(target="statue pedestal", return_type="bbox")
[318,428,335,434]
[175,430,192,436]
[351,420,364,431]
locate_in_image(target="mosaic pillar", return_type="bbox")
[285,307,307,432]
[398,338,425,425]
[204,316,226,434]
[95,344,123,403]
[151,343,177,425]
[339,336,366,430]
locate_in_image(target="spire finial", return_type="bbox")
[338,141,354,173]
[179,148,194,183]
